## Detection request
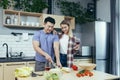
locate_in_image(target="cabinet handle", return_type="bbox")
[6,63,25,66]
[29,63,35,65]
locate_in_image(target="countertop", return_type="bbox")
[0,56,91,63]
[16,70,120,80]
[0,57,35,62]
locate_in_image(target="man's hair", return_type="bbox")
[44,17,55,24]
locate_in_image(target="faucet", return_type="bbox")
[2,43,9,58]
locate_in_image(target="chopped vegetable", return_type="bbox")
[76,70,94,77]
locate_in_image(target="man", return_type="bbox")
[32,17,62,71]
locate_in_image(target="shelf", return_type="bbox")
[3,24,41,29]
[20,11,42,17]
[4,9,19,14]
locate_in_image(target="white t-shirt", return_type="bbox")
[59,34,69,54]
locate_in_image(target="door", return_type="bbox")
[26,61,35,71]
[0,63,3,80]
[3,62,26,80]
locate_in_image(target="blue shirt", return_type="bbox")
[32,30,59,62]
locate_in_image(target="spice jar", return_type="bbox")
[6,16,11,24]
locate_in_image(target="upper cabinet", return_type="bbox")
[3,9,75,29]
[42,14,64,28]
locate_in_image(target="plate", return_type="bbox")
[61,67,71,73]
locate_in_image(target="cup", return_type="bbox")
[36,23,39,27]
[45,61,51,71]
[76,38,80,44]
[21,21,25,26]
[31,22,35,26]
[26,22,29,26]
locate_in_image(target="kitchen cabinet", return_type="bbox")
[3,9,75,29]
[3,62,26,80]
[0,63,3,80]
[26,61,35,71]
[42,14,64,28]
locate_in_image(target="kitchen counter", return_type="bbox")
[0,57,35,62]
[0,56,89,63]
[17,70,120,80]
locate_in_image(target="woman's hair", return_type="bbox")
[60,20,73,37]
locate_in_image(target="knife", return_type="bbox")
[51,61,58,68]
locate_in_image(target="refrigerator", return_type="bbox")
[81,21,109,73]
[95,21,109,73]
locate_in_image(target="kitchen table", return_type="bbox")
[16,70,120,80]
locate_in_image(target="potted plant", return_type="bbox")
[14,0,48,13]
[31,0,48,13]
[56,0,95,24]
[0,0,10,9]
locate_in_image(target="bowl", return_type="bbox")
[44,68,62,80]
[78,63,96,70]
[61,67,71,73]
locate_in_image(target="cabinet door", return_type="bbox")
[0,63,3,80]
[3,62,26,80]
[42,14,64,28]
[26,61,35,71]
[64,16,75,29]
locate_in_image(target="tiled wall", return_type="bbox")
[0,35,35,58]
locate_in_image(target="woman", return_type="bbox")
[59,20,80,68]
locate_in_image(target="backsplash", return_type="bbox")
[0,35,35,58]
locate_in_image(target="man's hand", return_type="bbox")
[44,53,52,62]
[56,60,62,68]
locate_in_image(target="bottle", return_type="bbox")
[13,14,18,25]
[6,16,11,24]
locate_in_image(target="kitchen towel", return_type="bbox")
[22,33,29,41]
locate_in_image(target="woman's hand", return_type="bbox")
[73,44,80,50]
[53,30,58,35]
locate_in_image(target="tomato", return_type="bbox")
[76,70,94,77]
[76,73,81,77]
[71,65,78,71]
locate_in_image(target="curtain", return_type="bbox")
[109,0,120,76]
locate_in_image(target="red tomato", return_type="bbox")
[71,65,78,71]
[76,73,81,77]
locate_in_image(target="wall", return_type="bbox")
[0,8,36,57]
[0,35,35,58]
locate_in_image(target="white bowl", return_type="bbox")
[61,67,71,73]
